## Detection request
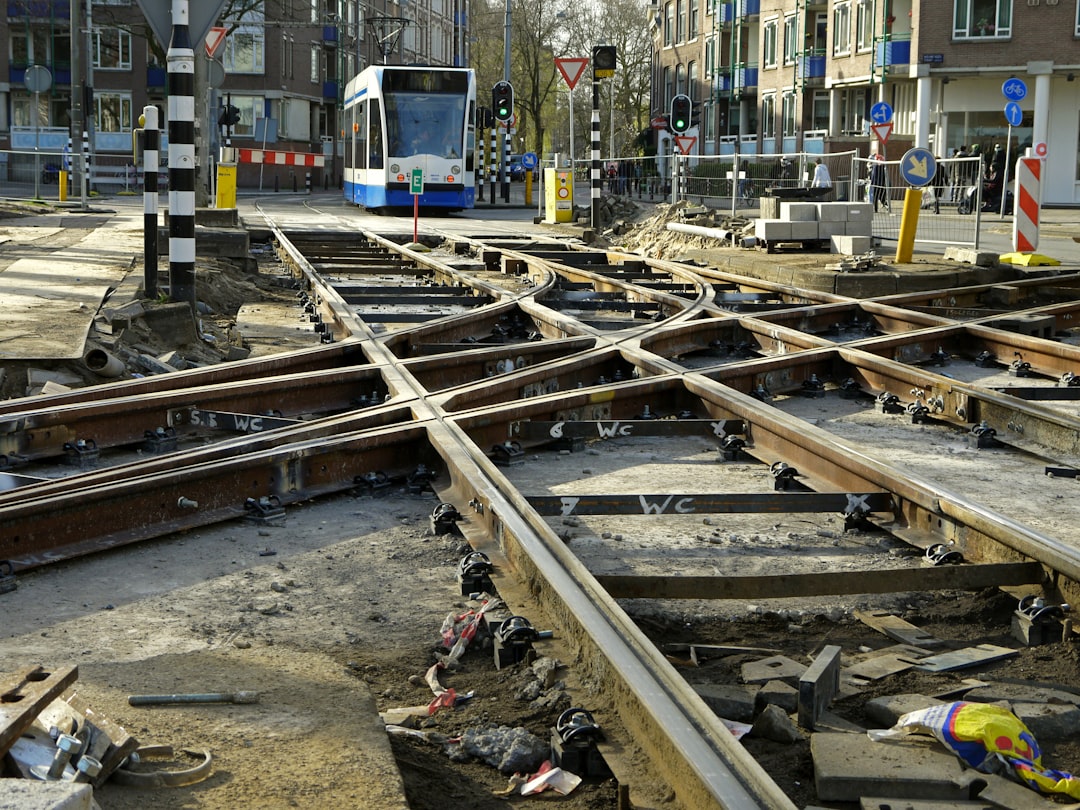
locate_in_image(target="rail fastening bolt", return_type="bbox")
[72,755,103,783]
[30,733,81,780]
[177,496,199,509]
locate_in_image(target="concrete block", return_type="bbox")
[864,694,944,728]
[816,220,847,238]
[844,219,874,237]
[692,683,758,722]
[831,235,873,255]
[799,645,841,730]
[756,679,799,714]
[1012,702,1080,741]
[0,780,94,809]
[964,683,1079,707]
[789,221,820,241]
[986,313,1056,339]
[978,770,1067,809]
[780,202,818,221]
[812,732,975,802]
[845,204,874,223]
[755,219,792,242]
[944,245,999,267]
[816,202,851,222]
[141,302,199,345]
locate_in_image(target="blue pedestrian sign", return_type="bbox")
[1004,101,1023,127]
[521,152,538,170]
[899,147,936,188]
[870,101,893,124]
[1001,78,1027,101]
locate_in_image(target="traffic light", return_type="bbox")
[670,94,691,134]
[492,82,514,123]
[476,106,494,129]
[593,45,617,79]
[218,104,241,127]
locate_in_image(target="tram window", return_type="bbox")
[368,102,383,169]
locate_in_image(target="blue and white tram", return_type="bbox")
[343,65,476,211]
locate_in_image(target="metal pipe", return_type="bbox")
[128,691,259,705]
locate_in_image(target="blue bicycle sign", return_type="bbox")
[1001,78,1027,102]
[869,101,893,125]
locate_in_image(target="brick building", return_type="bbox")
[652,0,1080,205]
[1,0,463,190]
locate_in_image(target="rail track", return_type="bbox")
[3,204,1080,808]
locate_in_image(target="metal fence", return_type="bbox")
[0,149,166,202]
[672,151,860,212]
[853,155,986,248]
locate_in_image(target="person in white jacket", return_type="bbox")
[811,157,832,188]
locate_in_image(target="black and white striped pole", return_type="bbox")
[142,105,159,299]
[590,73,601,230]
[167,0,197,309]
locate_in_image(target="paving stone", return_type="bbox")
[755,679,798,714]
[741,655,807,685]
[861,799,994,809]
[0,779,93,809]
[964,683,1079,707]
[812,732,976,802]
[977,769,1066,809]
[865,694,945,728]
[692,683,758,722]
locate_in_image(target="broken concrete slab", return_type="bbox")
[813,732,979,802]
[799,645,841,731]
[915,645,1017,673]
[977,769,1067,809]
[865,694,945,728]
[750,704,803,744]
[964,682,1079,707]
[943,246,999,267]
[861,799,994,809]
[756,679,798,714]
[0,779,94,809]
[854,609,946,648]
[140,302,199,346]
[692,683,759,723]
[741,655,807,685]
[844,645,931,686]
[1010,702,1080,741]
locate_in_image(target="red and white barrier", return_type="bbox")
[238,148,325,168]
[1012,156,1041,253]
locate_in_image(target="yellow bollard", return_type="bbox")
[216,162,237,209]
[525,170,533,207]
[58,170,68,202]
[894,187,923,264]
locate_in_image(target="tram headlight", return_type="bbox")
[452,164,461,174]
[390,163,400,173]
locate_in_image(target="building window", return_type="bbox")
[225,27,266,74]
[953,0,1011,39]
[1076,0,1080,36]
[841,87,868,134]
[782,91,797,137]
[92,28,132,70]
[689,0,699,39]
[783,15,797,66]
[763,19,778,69]
[663,65,673,110]
[664,2,674,47]
[761,93,775,139]
[855,0,873,52]
[676,0,685,42]
[705,37,714,78]
[676,63,685,96]
[833,1,851,56]
[703,100,714,141]
[688,61,697,103]
[311,45,320,82]
[811,90,829,131]
[229,95,262,137]
[95,92,132,132]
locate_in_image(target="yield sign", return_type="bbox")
[674,135,697,155]
[205,26,227,58]
[137,0,229,52]
[555,58,589,91]
[871,122,892,144]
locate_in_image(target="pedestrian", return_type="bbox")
[869,154,888,212]
[991,144,1006,180]
[931,156,947,214]
[951,145,967,201]
[811,157,831,189]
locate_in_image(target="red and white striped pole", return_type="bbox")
[1012,153,1042,254]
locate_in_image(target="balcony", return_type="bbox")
[875,34,911,68]
[7,0,69,18]
[323,80,339,100]
[147,66,166,89]
[733,0,759,17]
[797,51,826,82]
[732,63,758,93]
[718,2,733,26]
[323,25,338,43]
[10,62,70,87]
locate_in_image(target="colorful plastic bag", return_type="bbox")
[868,701,1080,799]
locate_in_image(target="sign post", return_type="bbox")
[410,167,423,244]
[896,147,937,264]
[555,58,588,178]
[998,80,1026,220]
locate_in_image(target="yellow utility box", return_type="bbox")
[544,168,573,223]
[216,162,237,210]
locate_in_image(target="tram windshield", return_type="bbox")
[383,71,469,159]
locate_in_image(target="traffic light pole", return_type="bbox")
[591,74,600,230]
